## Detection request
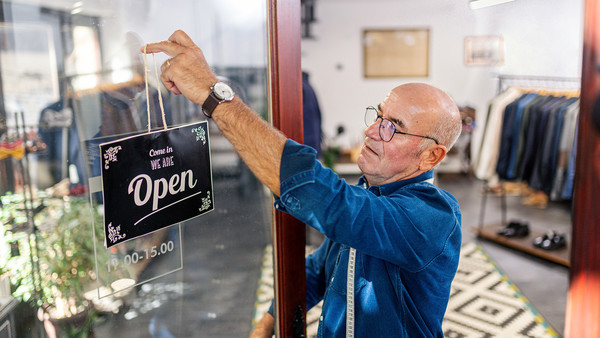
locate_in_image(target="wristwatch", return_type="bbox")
[202,82,235,118]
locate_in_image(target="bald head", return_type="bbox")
[359,83,462,183]
[382,83,462,149]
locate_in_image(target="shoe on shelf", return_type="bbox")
[497,220,530,238]
[533,231,555,248]
[539,232,567,250]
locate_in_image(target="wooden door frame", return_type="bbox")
[566,0,600,336]
[268,0,306,336]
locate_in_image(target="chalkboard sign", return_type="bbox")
[100,121,213,247]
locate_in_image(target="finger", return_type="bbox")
[163,83,182,96]
[142,40,184,56]
[169,84,182,96]
[142,30,197,55]
[167,30,197,48]
[160,58,174,73]
[160,72,182,96]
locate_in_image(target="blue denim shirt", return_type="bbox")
[273,140,462,337]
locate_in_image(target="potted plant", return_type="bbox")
[1,194,128,337]
[35,197,101,337]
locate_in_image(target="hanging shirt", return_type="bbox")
[505,92,538,179]
[273,140,462,337]
[551,102,579,200]
[473,87,522,181]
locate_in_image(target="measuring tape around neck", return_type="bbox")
[346,176,434,336]
[346,247,356,337]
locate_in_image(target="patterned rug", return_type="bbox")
[253,242,560,337]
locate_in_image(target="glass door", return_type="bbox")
[0,1,284,336]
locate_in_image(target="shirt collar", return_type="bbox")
[358,170,434,195]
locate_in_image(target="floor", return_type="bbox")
[76,171,571,337]
[437,174,570,335]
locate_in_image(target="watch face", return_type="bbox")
[213,82,235,100]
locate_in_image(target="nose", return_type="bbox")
[365,121,381,140]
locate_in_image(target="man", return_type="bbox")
[145,30,462,337]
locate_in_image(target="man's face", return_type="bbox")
[356,88,437,186]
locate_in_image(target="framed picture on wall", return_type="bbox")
[464,36,505,66]
[363,28,430,78]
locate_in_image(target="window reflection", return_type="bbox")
[0,1,270,336]
[69,26,102,90]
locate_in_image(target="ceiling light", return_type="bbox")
[469,0,516,10]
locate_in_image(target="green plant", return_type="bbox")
[1,194,123,336]
[321,125,346,171]
[1,192,35,302]
[36,197,100,318]
[322,146,341,170]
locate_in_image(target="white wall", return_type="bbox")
[301,0,584,157]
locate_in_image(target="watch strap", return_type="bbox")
[202,92,221,118]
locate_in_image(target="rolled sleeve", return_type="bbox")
[274,139,317,212]
[272,140,461,271]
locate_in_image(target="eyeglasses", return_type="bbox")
[364,106,440,145]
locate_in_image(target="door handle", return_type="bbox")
[292,305,306,338]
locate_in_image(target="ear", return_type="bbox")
[418,145,447,171]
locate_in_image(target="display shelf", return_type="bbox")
[474,223,570,267]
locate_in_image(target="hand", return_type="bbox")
[142,30,219,105]
[144,31,286,197]
[249,312,275,338]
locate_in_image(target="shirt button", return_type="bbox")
[320,315,323,322]
[331,277,334,283]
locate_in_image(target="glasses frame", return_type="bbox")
[364,106,440,145]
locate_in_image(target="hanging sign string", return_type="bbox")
[143,45,168,132]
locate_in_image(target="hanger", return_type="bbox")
[512,87,580,98]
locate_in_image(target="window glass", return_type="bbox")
[0,1,271,336]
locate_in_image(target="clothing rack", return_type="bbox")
[476,74,580,267]
[496,74,581,94]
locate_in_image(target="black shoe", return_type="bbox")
[540,233,567,250]
[497,221,530,238]
[533,231,553,247]
[496,222,518,236]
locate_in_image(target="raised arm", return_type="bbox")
[144,30,287,196]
